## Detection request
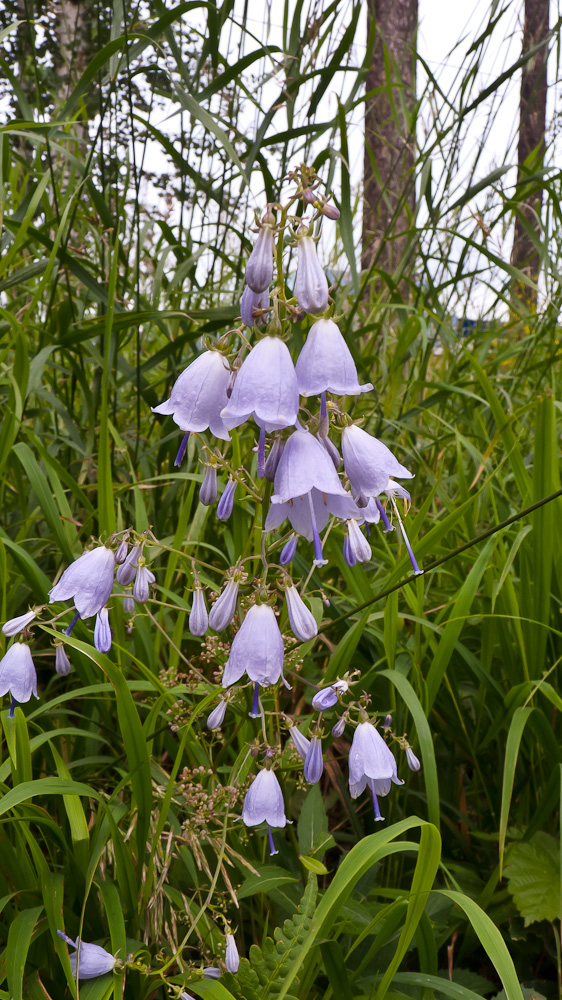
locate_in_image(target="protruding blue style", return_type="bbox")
[284,584,318,641]
[296,319,373,397]
[116,544,140,585]
[0,643,38,710]
[280,534,298,565]
[49,545,116,620]
[375,497,394,533]
[57,930,116,980]
[312,679,348,711]
[174,431,190,467]
[221,336,299,433]
[217,479,237,520]
[225,933,240,973]
[222,604,284,687]
[64,611,80,636]
[152,349,231,443]
[2,610,37,637]
[245,224,274,292]
[288,724,311,761]
[294,235,329,314]
[133,564,155,604]
[55,644,72,676]
[249,681,261,719]
[199,465,218,506]
[348,721,404,822]
[189,586,208,637]
[206,699,227,731]
[94,608,112,654]
[257,425,266,478]
[240,284,268,327]
[304,736,324,783]
[209,576,240,631]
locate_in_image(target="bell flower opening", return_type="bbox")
[222,603,284,688]
[152,350,231,444]
[296,319,373,397]
[0,643,39,711]
[49,546,116,620]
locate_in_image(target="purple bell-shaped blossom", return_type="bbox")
[94,608,112,654]
[2,609,37,637]
[304,736,324,783]
[217,479,237,520]
[266,428,360,565]
[348,721,404,821]
[296,319,373,396]
[132,564,155,604]
[206,699,227,731]
[209,574,240,632]
[152,350,231,465]
[221,337,299,433]
[294,235,329,314]
[189,585,208,637]
[245,223,274,293]
[342,424,413,501]
[199,465,218,506]
[55,643,71,676]
[225,933,239,973]
[242,766,287,856]
[49,546,116,621]
[116,544,140,585]
[283,584,318,642]
[345,519,372,564]
[312,679,348,711]
[57,931,116,981]
[222,603,284,687]
[288,724,311,761]
[240,284,268,327]
[0,643,38,715]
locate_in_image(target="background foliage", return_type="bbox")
[0,1,561,999]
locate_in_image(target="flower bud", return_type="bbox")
[331,717,346,737]
[302,187,316,204]
[225,933,239,974]
[280,535,298,565]
[264,435,285,482]
[55,644,71,676]
[245,226,274,293]
[240,284,268,327]
[406,747,421,771]
[115,539,129,564]
[2,610,37,637]
[116,544,140,585]
[343,535,356,567]
[284,584,318,642]
[347,519,371,564]
[217,479,236,521]
[209,577,239,632]
[318,434,341,470]
[304,736,324,783]
[123,596,135,614]
[206,699,227,731]
[312,679,348,712]
[199,465,218,506]
[189,585,208,636]
[203,967,221,980]
[94,608,112,654]
[288,724,310,761]
[133,565,155,604]
[383,714,392,731]
[294,236,329,314]
[321,203,340,220]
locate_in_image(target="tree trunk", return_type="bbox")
[510,0,549,301]
[362,0,417,277]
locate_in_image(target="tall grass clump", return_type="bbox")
[0,2,561,999]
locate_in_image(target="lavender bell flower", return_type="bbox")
[209,574,240,632]
[94,608,112,654]
[57,931,115,980]
[221,336,299,438]
[341,424,413,501]
[266,428,360,565]
[304,736,324,784]
[312,679,348,711]
[296,319,373,397]
[152,350,231,465]
[288,724,311,761]
[245,221,274,292]
[0,643,38,715]
[240,284,268,327]
[294,235,329,315]
[348,721,404,822]
[55,643,71,676]
[222,603,284,687]
[2,610,37,636]
[217,479,237,521]
[49,546,116,621]
[206,699,227,731]
[199,465,218,506]
[405,746,421,771]
[116,544,140,586]
[242,766,287,856]
[225,933,239,974]
[345,519,372,564]
[132,564,155,604]
[189,585,208,637]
